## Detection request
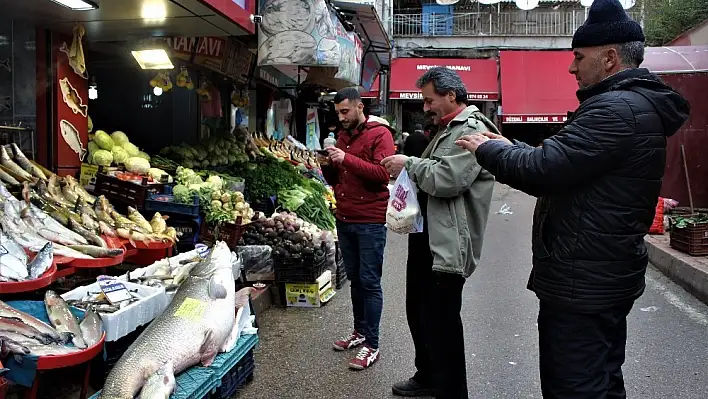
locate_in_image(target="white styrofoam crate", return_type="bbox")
[61,281,168,342]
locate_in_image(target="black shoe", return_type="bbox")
[392,378,435,397]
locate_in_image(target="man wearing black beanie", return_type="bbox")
[455,0,691,398]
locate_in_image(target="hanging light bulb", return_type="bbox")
[580,0,594,7]
[153,86,163,96]
[515,0,540,11]
[88,75,98,100]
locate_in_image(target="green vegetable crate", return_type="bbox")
[670,221,708,256]
[199,217,248,249]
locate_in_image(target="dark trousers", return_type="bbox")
[538,301,634,399]
[407,229,468,399]
[337,221,387,349]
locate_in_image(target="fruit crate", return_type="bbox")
[210,349,255,399]
[199,217,248,249]
[145,193,200,217]
[670,222,708,256]
[94,173,166,210]
[274,243,327,283]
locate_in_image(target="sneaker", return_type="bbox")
[392,378,435,397]
[348,345,380,370]
[333,331,366,351]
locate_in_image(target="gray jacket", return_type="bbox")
[406,105,496,277]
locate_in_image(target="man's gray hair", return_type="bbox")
[415,67,467,104]
[615,41,645,67]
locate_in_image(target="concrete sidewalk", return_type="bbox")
[645,234,708,304]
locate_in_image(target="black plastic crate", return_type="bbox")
[210,349,255,399]
[250,195,277,217]
[274,245,327,283]
[145,193,200,217]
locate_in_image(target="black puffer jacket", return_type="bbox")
[476,68,690,312]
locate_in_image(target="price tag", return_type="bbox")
[195,244,210,259]
[97,279,133,304]
[174,297,208,321]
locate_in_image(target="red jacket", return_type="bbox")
[322,122,395,224]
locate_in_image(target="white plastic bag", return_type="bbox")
[386,169,424,234]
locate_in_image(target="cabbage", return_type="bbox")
[122,142,140,157]
[137,151,151,161]
[94,130,114,151]
[173,184,191,204]
[111,131,130,146]
[87,141,99,164]
[205,175,223,191]
[124,157,151,174]
[93,149,113,166]
[148,168,172,183]
[111,146,129,165]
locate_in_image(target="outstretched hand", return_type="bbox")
[455,132,512,153]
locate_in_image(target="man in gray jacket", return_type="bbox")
[382,67,496,398]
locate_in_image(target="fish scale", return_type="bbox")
[99,242,236,399]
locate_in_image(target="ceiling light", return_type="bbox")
[48,0,98,11]
[141,2,167,20]
[131,49,174,69]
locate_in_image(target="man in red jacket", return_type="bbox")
[321,87,395,370]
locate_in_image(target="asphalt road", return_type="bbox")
[238,184,708,399]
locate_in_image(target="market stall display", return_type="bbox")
[98,242,252,398]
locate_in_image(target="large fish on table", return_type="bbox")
[99,242,239,399]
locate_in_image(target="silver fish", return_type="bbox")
[0,226,29,281]
[68,245,123,258]
[23,343,81,357]
[0,330,45,346]
[0,145,33,181]
[59,119,87,161]
[0,336,30,355]
[100,242,239,399]
[44,290,87,349]
[137,361,176,399]
[27,203,88,245]
[10,143,47,180]
[0,300,68,344]
[0,168,20,185]
[79,306,104,347]
[68,218,106,248]
[28,242,53,279]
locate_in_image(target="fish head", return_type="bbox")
[59,78,70,96]
[191,242,232,278]
[44,290,63,307]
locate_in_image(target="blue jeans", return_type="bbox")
[336,221,387,349]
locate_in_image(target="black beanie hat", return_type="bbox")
[572,0,645,49]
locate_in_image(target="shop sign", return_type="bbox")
[502,115,569,124]
[416,64,472,72]
[391,92,499,101]
[165,37,253,83]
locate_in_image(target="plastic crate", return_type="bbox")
[145,193,200,217]
[200,218,248,249]
[90,365,216,399]
[670,222,708,256]
[274,244,327,283]
[250,195,276,216]
[210,350,255,399]
[94,173,166,210]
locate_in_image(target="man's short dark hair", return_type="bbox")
[614,41,645,67]
[333,87,362,104]
[416,67,467,104]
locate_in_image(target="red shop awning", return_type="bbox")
[389,58,499,101]
[499,51,579,124]
[362,76,380,99]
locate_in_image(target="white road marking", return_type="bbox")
[645,274,708,327]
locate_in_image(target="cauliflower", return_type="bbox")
[210,200,222,209]
[206,175,223,191]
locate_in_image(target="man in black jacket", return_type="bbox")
[456,0,690,398]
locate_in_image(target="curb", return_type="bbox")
[645,235,708,305]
